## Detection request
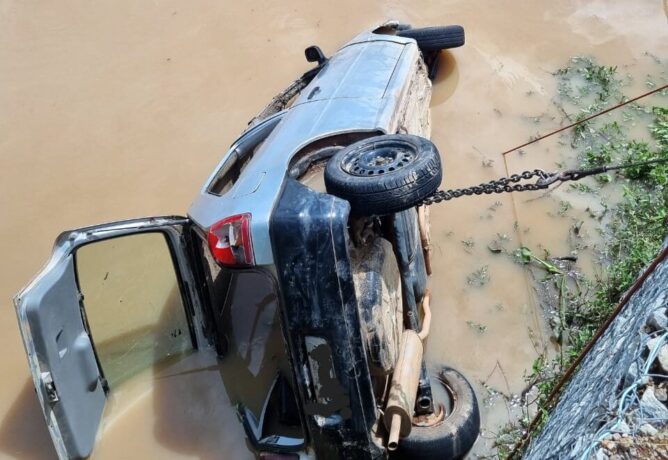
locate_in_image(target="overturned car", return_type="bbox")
[15,23,480,459]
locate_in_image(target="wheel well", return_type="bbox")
[288,131,384,180]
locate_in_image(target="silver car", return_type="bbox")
[15,23,479,459]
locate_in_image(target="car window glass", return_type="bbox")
[75,232,192,388]
[207,118,278,196]
[207,152,241,196]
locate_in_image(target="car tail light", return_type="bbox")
[207,213,254,267]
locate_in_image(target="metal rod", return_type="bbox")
[500,84,667,157]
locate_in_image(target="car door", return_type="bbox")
[14,216,207,460]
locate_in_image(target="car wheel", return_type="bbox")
[397,25,465,51]
[394,366,480,460]
[324,134,442,216]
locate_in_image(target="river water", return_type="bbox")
[1,1,666,458]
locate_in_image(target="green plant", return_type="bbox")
[514,246,563,274]
[496,72,668,458]
[467,265,490,287]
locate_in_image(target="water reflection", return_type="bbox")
[430,51,459,107]
[0,380,56,460]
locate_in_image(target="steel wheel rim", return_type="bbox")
[341,142,417,177]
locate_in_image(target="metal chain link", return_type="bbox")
[420,169,552,205]
[420,158,668,207]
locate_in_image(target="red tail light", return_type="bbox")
[207,213,254,267]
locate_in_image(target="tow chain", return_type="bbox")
[420,158,668,206]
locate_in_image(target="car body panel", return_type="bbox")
[188,33,421,267]
[270,179,382,459]
[290,40,404,103]
[14,216,205,459]
[17,254,104,460]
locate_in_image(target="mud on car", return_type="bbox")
[15,23,480,459]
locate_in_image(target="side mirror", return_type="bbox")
[304,46,327,65]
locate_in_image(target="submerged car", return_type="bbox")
[15,23,480,459]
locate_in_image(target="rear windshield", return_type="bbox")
[206,115,282,196]
[206,151,252,196]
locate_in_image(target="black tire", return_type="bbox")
[395,367,480,460]
[324,134,442,216]
[398,25,465,51]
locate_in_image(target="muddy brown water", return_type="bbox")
[1,1,667,458]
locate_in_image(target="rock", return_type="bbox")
[656,386,668,402]
[639,387,668,420]
[601,440,615,450]
[648,309,668,332]
[646,338,668,373]
[595,449,609,460]
[624,362,639,387]
[612,433,621,441]
[624,361,650,386]
[639,423,658,436]
[617,421,630,434]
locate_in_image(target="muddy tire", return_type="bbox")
[394,367,480,460]
[324,134,442,216]
[397,25,465,51]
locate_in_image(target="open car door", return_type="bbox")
[14,216,206,459]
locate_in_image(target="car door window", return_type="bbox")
[75,232,192,389]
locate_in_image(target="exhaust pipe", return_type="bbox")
[384,292,431,451]
[384,329,423,451]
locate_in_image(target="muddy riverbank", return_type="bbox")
[1,1,667,459]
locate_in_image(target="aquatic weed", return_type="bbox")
[556,56,621,106]
[467,265,490,287]
[569,182,595,194]
[557,200,573,216]
[649,106,668,149]
[466,321,488,333]
[504,87,668,459]
[494,57,667,458]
